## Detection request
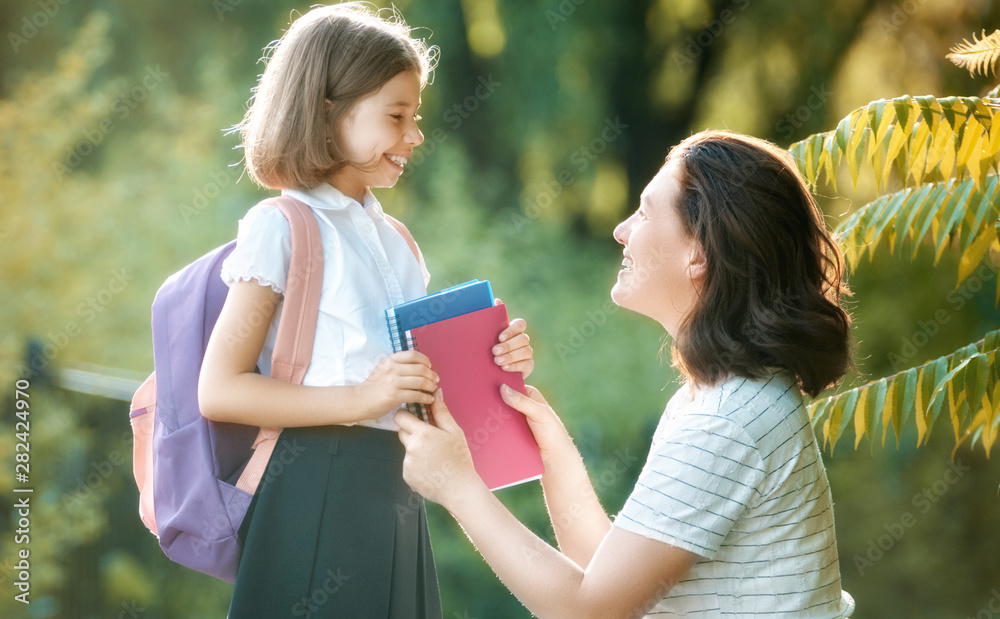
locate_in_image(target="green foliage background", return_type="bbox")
[0,0,998,617]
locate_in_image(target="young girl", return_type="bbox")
[198,5,534,617]
[397,131,856,618]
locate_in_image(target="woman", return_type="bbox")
[396,130,856,618]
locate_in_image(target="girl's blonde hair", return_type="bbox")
[236,3,436,189]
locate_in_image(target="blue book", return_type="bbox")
[385,279,495,420]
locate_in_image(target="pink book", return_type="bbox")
[410,303,544,490]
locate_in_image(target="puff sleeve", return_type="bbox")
[219,203,292,294]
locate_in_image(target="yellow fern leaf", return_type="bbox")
[948,30,1000,77]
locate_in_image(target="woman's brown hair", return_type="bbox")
[669,130,852,397]
[235,3,436,190]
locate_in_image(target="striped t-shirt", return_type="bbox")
[614,371,855,618]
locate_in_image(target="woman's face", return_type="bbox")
[611,158,705,337]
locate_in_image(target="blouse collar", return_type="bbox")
[282,183,383,216]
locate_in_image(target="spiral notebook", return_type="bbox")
[385,281,544,490]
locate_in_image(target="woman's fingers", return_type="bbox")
[501,383,549,419]
[522,385,551,406]
[395,410,422,435]
[429,389,463,433]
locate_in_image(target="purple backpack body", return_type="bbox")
[129,197,323,582]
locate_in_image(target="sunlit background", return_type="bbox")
[1,0,999,617]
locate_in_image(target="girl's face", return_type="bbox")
[329,70,424,202]
[611,159,706,337]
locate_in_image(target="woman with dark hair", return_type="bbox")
[396,130,856,618]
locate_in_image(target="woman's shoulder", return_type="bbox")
[684,370,805,440]
[694,369,799,412]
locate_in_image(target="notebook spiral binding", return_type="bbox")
[386,312,430,422]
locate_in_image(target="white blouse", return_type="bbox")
[220,183,430,430]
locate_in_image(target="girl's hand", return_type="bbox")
[358,351,438,419]
[396,390,485,509]
[500,384,572,464]
[493,299,534,378]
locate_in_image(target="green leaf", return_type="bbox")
[959,176,999,254]
[911,182,951,258]
[926,119,955,176]
[959,227,997,286]
[808,396,833,430]
[926,357,973,440]
[826,387,859,453]
[854,385,870,449]
[836,114,852,155]
[916,363,933,445]
[909,120,933,185]
[882,378,897,447]
[874,100,895,148]
[894,95,914,128]
[916,96,943,134]
[934,179,976,262]
[895,367,919,446]
[867,191,907,259]
[893,183,934,244]
[966,353,991,418]
[869,378,888,452]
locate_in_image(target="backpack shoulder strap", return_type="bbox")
[383,214,422,264]
[236,196,323,494]
[268,196,324,384]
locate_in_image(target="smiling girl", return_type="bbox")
[196,5,533,617]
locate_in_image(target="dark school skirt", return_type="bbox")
[228,424,443,619]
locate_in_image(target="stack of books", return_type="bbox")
[386,281,544,490]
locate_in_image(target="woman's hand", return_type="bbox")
[396,390,486,510]
[357,351,438,419]
[500,384,572,464]
[494,299,534,378]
